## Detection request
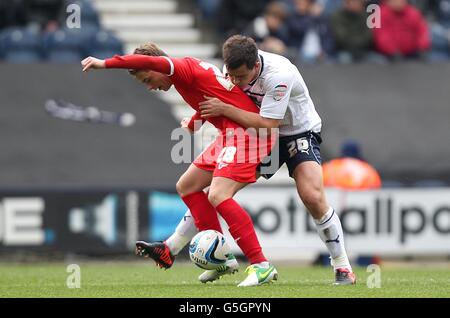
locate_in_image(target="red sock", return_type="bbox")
[181,192,222,233]
[216,198,266,264]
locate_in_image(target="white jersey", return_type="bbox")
[224,50,322,137]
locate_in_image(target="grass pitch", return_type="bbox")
[0,262,449,298]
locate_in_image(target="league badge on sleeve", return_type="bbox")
[273,84,287,101]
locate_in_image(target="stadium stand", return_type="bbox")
[44,28,87,63]
[0,0,123,63]
[0,27,43,62]
[88,30,124,59]
[69,0,100,28]
[1,0,449,65]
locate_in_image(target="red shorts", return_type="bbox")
[193,130,274,183]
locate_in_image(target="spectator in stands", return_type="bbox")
[286,0,335,64]
[330,0,373,62]
[373,0,431,61]
[217,0,272,40]
[242,1,290,56]
[322,139,382,190]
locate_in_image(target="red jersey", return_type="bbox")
[105,55,259,133]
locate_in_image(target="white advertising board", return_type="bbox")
[227,187,450,260]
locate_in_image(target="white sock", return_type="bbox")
[165,209,198,256]
[314,207,352,271]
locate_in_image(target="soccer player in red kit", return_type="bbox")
[81,42,278,286]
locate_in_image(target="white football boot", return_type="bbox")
[198,254,239,283]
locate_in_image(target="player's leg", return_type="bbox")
[136,164,221,268]
[208,177,264,264]
[175,163,222,232]
[292,162,355,284]
[174,139,263,256]
[136,138,227,269]
[194,177,245,283]
[165,209,198,256]
[164,172,265,259]
[208,176,278,287]
[286,132,355,285]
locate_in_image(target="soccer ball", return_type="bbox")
[189,230,231,270]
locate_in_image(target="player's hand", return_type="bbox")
[81,56,106,72]
[199,96,228,118]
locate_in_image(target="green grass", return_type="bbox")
[0,262,449,298]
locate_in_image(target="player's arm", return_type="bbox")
[199,97,280,129]
[81,55,174,75]
[199,70,295,130]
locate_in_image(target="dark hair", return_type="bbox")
[222,35,258,70]
[128,42,168,75]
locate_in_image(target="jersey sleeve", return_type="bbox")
[259,72,294,120]
[105,54,173,74]
[104,55,194,84]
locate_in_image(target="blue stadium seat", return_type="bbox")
[66,23,101,56]
[4,51,43,63]
[0,27,43,63]
[88,30,124,59]
[47,50,83,63]
[44,28,95,63]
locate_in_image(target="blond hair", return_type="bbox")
[128,42,168,75]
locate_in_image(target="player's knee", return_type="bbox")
[176,178,188,197]
[300,188,323,209]
[207,189,228,207]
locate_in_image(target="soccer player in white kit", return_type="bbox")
[137,35,356,286]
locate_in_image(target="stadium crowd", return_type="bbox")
[0,0,123,62]
[197,0,450,64]
[1,0,449,64]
